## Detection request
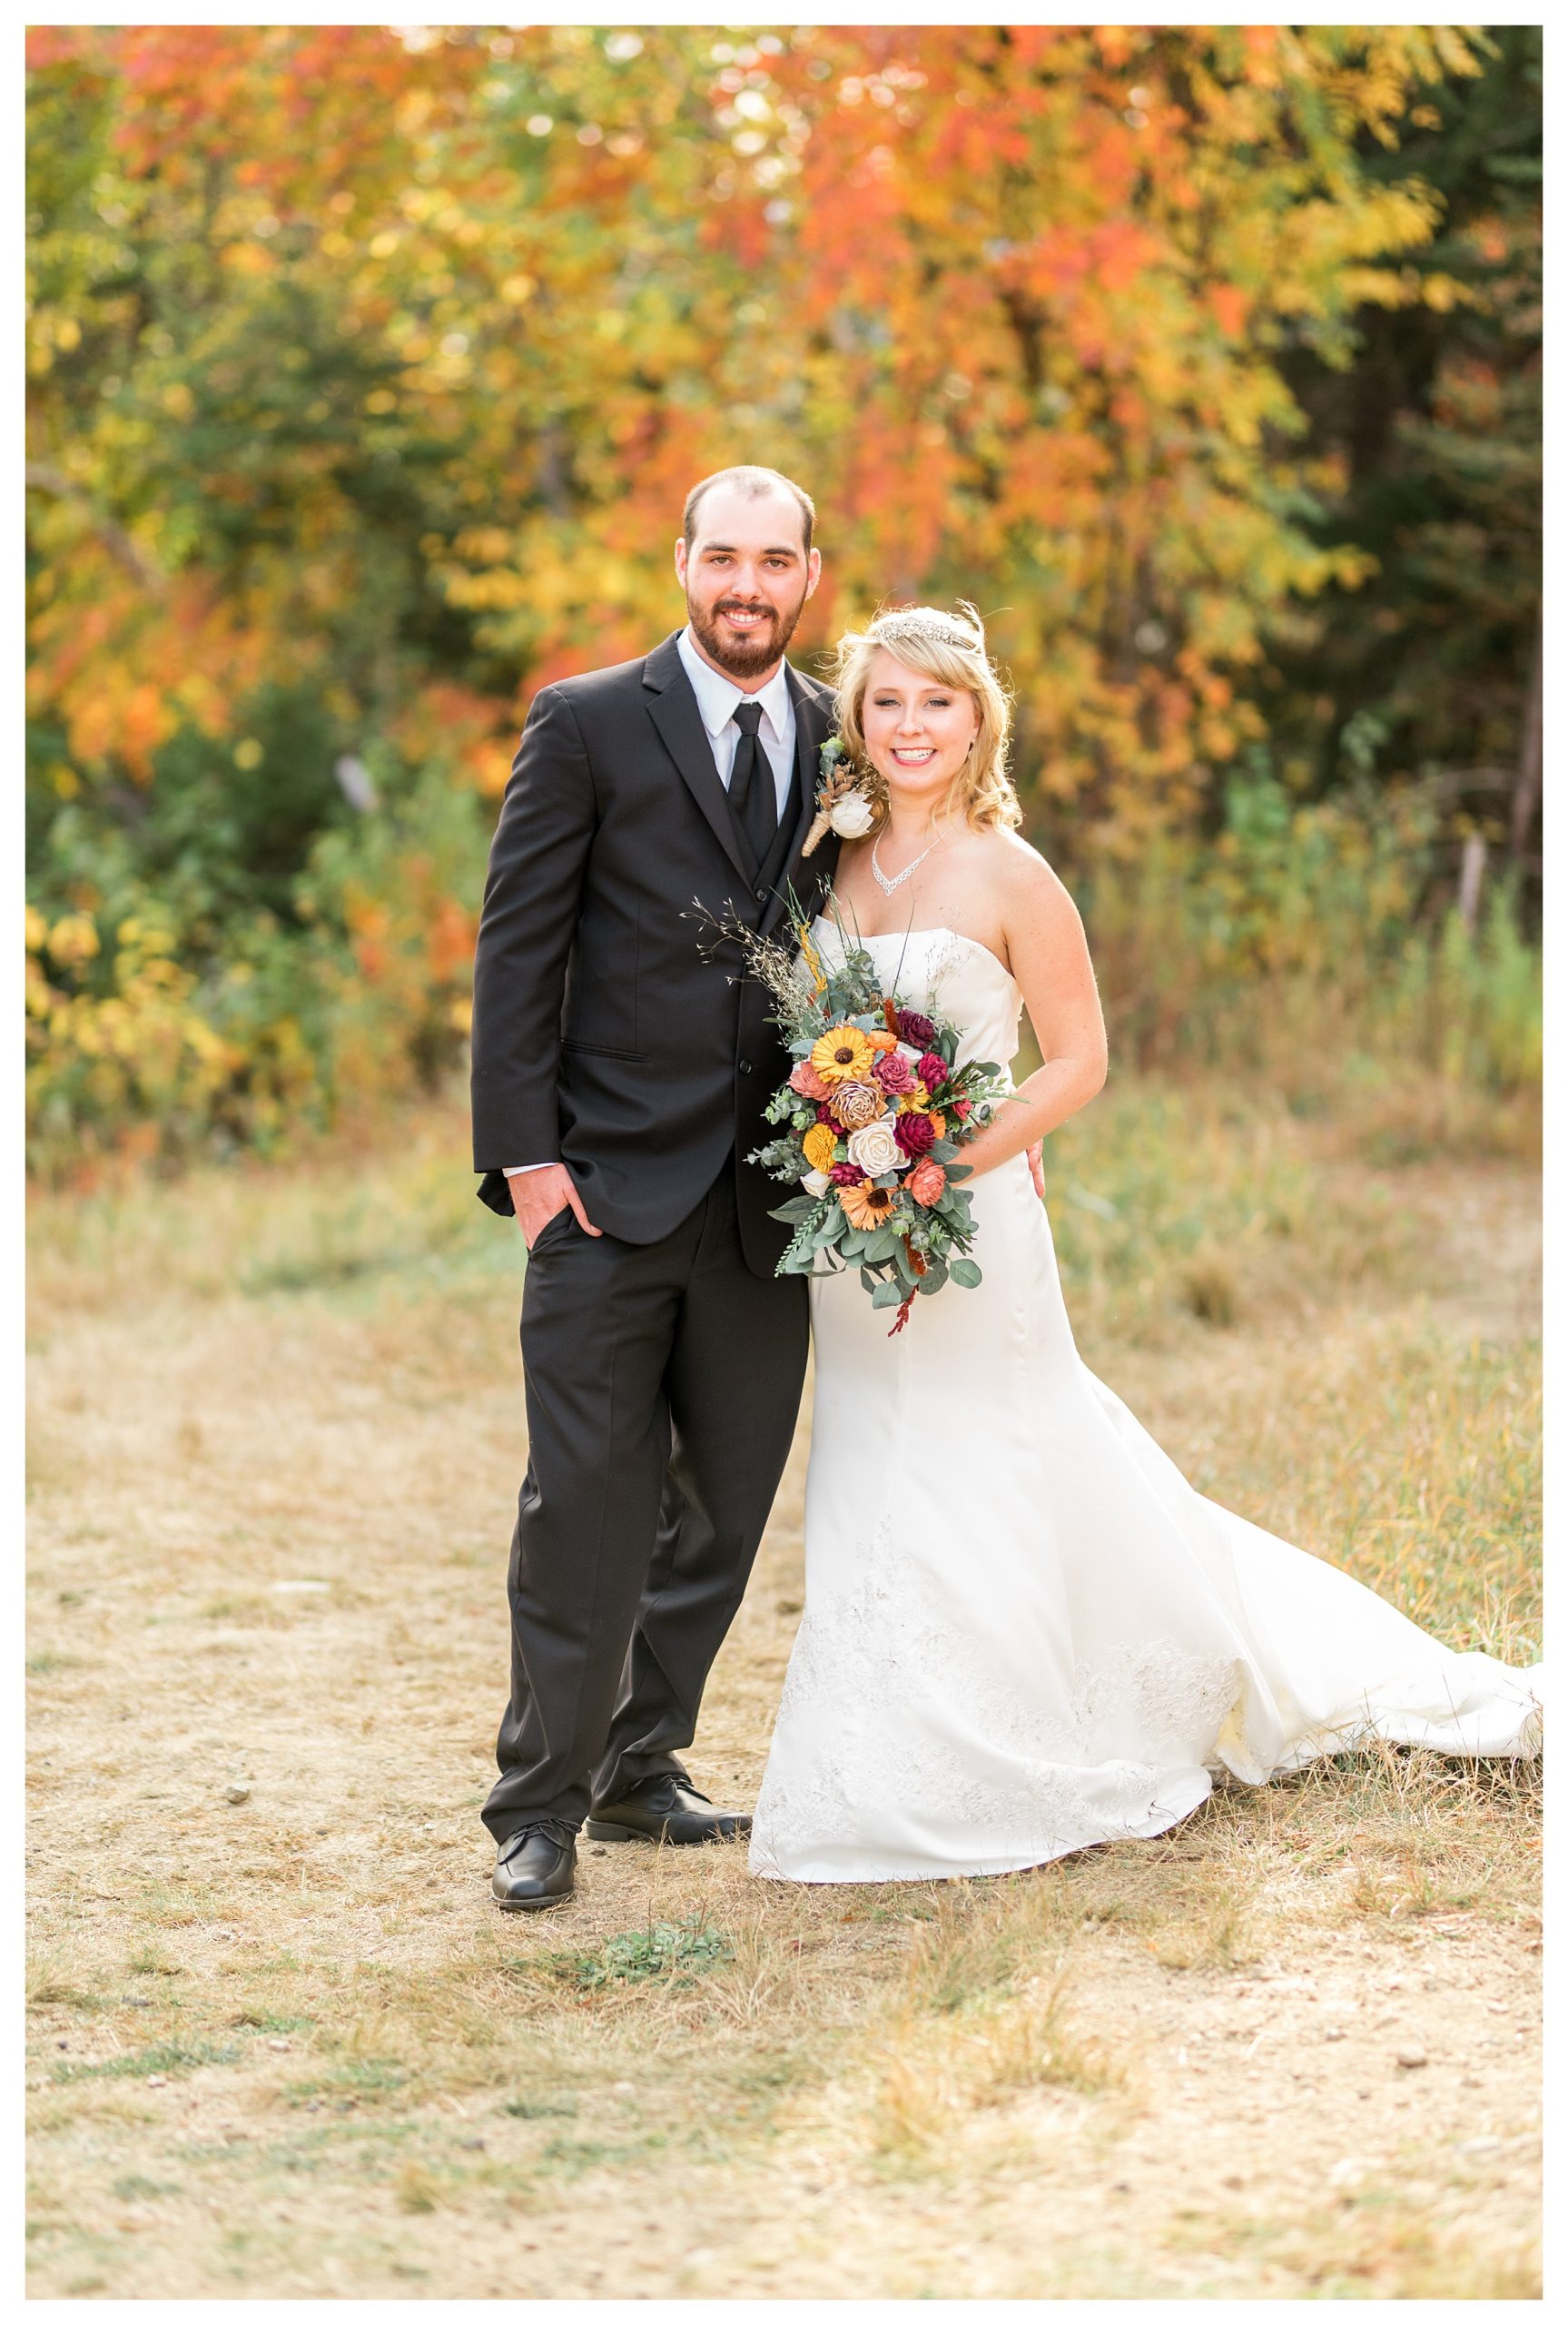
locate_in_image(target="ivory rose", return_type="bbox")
[828,795,875,839]
[845,1117,903,1178]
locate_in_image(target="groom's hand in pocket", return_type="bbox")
[1027,1139,1045,1201]
[508,1163,602,1251]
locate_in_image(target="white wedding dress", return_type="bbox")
[749,925,1543,1884]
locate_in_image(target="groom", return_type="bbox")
[469,465,840,1909]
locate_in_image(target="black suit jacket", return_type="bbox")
[470,631,840,1275]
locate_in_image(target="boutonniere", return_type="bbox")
[802,736,879,856]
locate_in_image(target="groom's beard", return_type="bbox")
[685,584,807,679]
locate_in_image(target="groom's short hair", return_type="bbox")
[684,465,815,555]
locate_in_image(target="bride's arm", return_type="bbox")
[960,849,1108,1179]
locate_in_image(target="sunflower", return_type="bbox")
[802,1122,840,1176]
[839,1179,897,1232]
[895,1084,930,1113]
[810,1024,875,1085]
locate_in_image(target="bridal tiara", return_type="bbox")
[870,608,984,653]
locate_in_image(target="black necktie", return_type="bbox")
[729,700,778,874]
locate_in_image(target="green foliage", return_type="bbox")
[25,751,491,1172]
[23,25,1541,1172]
[1080,769,1540,1095]
[1260,26,1542,897]
[53,2040,241,2083]
[557,1916,733,1992]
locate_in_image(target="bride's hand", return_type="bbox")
[1027,1138,1044,1200]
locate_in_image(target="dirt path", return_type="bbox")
[25,1122,1541,2298]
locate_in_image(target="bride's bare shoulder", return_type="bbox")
[981,827,1083,920]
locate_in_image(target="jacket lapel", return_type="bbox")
[759,669,837,935]
[642,634,754,888]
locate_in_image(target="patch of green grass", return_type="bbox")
[501,2095,577,2120]
[126,1944,182,1977]
[537,2132,671,2178]
[284,2056,409,2107]
[109,2174,181,2201]
[52,2039,240,2084]
[557,1914,733,1992]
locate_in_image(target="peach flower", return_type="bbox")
[908,1157,947,1207]
[839,1180,897,1232]
[789,1058,834,1101]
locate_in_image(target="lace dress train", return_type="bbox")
[749,927,1542,1885]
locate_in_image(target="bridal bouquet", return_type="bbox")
[721,899,1012,1333]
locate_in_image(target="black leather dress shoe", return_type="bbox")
[492,1821,577,1911]
[585,1773,750,1845]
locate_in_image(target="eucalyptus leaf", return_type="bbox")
[870,1281,905,1310]
[769,1194,819,1223]
[950,1256,982,1288]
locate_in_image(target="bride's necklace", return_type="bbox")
[871,826,944,897]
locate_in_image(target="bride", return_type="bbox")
[750,602,1542,1885]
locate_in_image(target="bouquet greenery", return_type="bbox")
[732,896,1013,1333]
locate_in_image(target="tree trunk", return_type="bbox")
[1458,830,1487,931]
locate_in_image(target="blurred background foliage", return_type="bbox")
[25,23,1541,1177]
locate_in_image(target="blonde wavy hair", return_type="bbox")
[833,600,1021,834]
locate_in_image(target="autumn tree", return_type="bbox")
[25,23,1527,1163]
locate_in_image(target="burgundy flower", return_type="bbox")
[815,1101,839,1124]
[872,1050,917,1096]
[917,1052,947,1093]
[952,1096,971,1120]
[897,1009,936,1048]
[829,1161,863,1187]
[894,1109,937,1159]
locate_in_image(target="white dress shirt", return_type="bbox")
[673,623,797,820]
[503,628,798,1178]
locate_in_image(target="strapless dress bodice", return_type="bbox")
[810,920,1021,1072]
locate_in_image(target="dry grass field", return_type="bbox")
[25,1071,1542,2300]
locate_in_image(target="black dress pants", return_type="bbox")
[481,1160,809,1843]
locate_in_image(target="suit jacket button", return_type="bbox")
[738,1060,753,1074]
[754,887,767,901]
